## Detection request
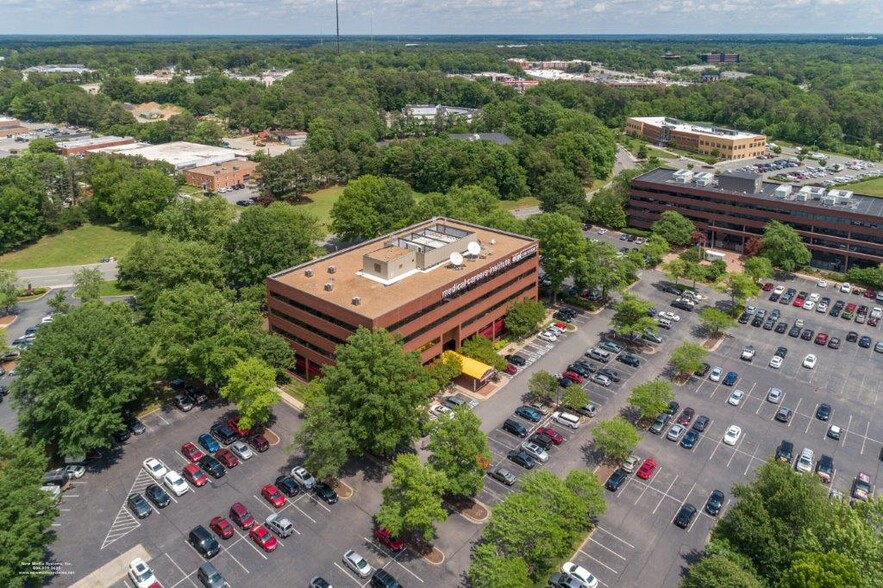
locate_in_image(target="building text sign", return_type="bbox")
[441,245,538,299]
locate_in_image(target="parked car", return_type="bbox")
[489,467,517,486]
[692,415,710,432]
[560,562,599,588]
[507,450,535,469]
[182,464,209,487]
[145,483,171,508]
[182,442,205,462]
[503,418,528,438]
[215,448,239,468]
[727,389,745,406]
[314,481,339,504]
[290,466,316,490]
[198,433,220,453]
[229,502,256,529]
[705,490,725,516]
[230,441,254,460]
[128,558,157,588]
[164,471,189,496]
[198,455,226,479]
[776,440,794,463]
[605,469,628,491]
[374,526,405,551]
[265,513,294,538]
[636,458,658,480]
[723,425,742,446]
[209,516,235,540]
[514,405,543,422]
[143,457,167,480]
[775,407,793,423]
[249,525,278,552]
[723,371,738,386]
[674,503,698,529]
[536,427,564,444]
[666,424,685,442]
[127,493,152,519]
[261,484,287,508]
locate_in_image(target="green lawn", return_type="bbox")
[289,185,346,229]
[841,177,883,197]
[646,146,677,160]
[0,224,145,270]
[499,196,540,211]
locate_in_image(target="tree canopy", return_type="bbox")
[760,221,812,271]
[651,210,695,246]
[329,175,416,242]
[376,453,448,541]
[427,405,492,497]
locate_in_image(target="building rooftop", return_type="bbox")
[634,168,883,219]
[186,159,258,176]
[269,218,538,320]
[93,141,248,170]
[57,135,132,150]
[630,117,763,140]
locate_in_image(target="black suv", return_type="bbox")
[502,419,528,438]
[705,490,724,516]
[528,433,554,451]
[816,403,831,421]
[674,503,697,528]
[506,354,527,367]
[210,423,238,445]
[198,455,226,478]
[605,469,628,491]
[275,475,301,497]
[145,483,171,508]
[189,525,220,558]
[776,440,794,463]
[370,569,401,588]
[128,493,151,518]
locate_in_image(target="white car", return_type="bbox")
[658,311,680,322]
[561,562,599,588]
[598,228,608,234]
[64,464,86,479]
[808,292,821,302]
[727,390,745,406]
[127,558,157,588]
[538,331,558,343]
[840,282,852,293]
[521,441,550,463]
[343,550,372,578]
[143,458,167,480]
[816,302,828,313]
[766,387,782,403]
[803,354,817,369]
[723,425,742,446]
[231,441,254,460]
[431,404,454,418]
[163,471,189,496]
[666,424,685,441]
[769,356,783,369]
[40,314,54,324]
[290,466,316,490]
[802,300,815,311]
[709,367,723,382]
[817,279,828,288]
[774,285,785,295]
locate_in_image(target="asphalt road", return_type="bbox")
[15,262,119,289]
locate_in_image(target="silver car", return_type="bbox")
[343,550,372,578]
[265,513,294,538]
[591,374,612,387]
[666,424,685,441]
[766,387,783,404]
[230,441,254,461]
[520,441,549,463]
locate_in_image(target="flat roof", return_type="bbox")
[57,135,131,149]
[630,116,763,140]
[634,168,883,219]
[270,218,537,320]
[93,141,248,170]
[186,159,258,176]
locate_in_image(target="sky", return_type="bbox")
[0,0,881,36]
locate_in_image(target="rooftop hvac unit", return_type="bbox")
[694,172,713,187]
[351,296,361,306]
[672,169,693,184]
[324,282,334,292]
[304,268,313,277]
[774,185,792,199]
[327,265,336,274]
[794,191,810,202]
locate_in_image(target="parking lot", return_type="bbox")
[572,272,883,588]
[49,399,447,588]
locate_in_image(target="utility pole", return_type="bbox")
[335,0,340,56]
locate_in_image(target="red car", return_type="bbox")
[792,296,805,307]
[762,283,775,292]
[209,515,235,539]
[815,332,829,345]
[181,442,204,462]
[863,289,876,299]
[249,525,278,552]
[261,484,286,508]
[215,448,239,468]
[227,417,250,438]
[536,427,564,445]
[374,526,404,551]
[562,371,584,384]
[182,464,209,487]
[229,502,255,530]
[636,458,658,480]
[250,434,270,453]
[677,407,695,426]
[504,363,518,375]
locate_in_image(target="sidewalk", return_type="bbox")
[70,544,151,588]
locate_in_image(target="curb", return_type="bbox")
[277,388,305,414]
[334,479,355,500]
[421,547,446,566]
[446,498,489,524]
[0,314,18,329]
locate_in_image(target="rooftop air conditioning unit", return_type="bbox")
[304,268,313,277]
[324,282,334,292]
[327,265,336,274]
[351,296,361,306]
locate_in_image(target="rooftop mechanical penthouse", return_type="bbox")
[266,218,539,379]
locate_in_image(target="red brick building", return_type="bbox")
[57,136,135,156]
[183,159,258,191]
[266,219,539,379]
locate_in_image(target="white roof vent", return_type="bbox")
[324,282,334,291]
[327,265,336,274]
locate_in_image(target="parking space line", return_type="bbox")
[594,526,635,549]
[789,398,802,427]
[333,561,367,587]
[726,436,744,468]
[300,492,333,513]
[861,422,870,455]
[577,549,619,574]
[218,541,251,574]
[842,415,852,447]
[743,443,761,476]
[291,502,318,524]
[364,537,425,583]
[652,474,679,514]
[806,404,818,434]
[588,538,626,561]
[165,553,198,588]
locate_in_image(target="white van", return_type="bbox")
[552,411,581,429]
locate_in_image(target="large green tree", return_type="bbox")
[329,175,415,242]
[0,270,18,314]
[376,454,448,541]
[700,307,737,337]
[592,416,641,462]
[321,327,435,456]
[503,298,547,338]
[681,554,764,588]
[628,379,674,420]
[155,196,233,244]
[669,342,708,378]
[11,301,150,456]
[460,335,507,371]
[468,543,531,588]
[525,212,585,301]
[584,187,627,229]
[611,294,658,339]
[112,168,177,227]
[256,149,317,200]
[219,357,280,429]
[73,267,103,302]
[743,257,774,283]
[725,272,760,307]
[651,210,696,246]
[760,221,811,271]
[427,405,492,497]
[780,551,864,588]
[537,170,586,214]
[224,201,321,288]
[528,370,559,404]
[292,382,355,482]
[0,432,59,588]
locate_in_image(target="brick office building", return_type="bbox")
[57,135,135,156]
[698,52,740,63]
[183,159,258,191]
[266,219,539,379]
[625,117,766,161]
[628,168,883,271]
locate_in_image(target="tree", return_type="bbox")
[322,327,435,456]
[681,555,764,588]
[73,267,103,302]
[652,211,695,246]
[743,257,774,283]
[528,370,559,404]
[593,416,641,462]
[224,201,321,288]
[669,342,708,378]
[664,258,688,285]
[46,289,69,315]
[573,240,636,298]
[329,175,415,242]
[468,543,531,588]
[376,454,448,541]
[846,264,883,290]
[427,405,492,497]
[761,221,811,271]
[426,351,462,392]
[0,270,17,314]
[11,301,150,456]
[292,382,355,482]
[460,335,507,371]
[780,551,863,588]
[113,168,177,227]
[561,385,589,411]
[563,469,607,528]
[726,272,760,306]
[584,188,627,229]
[628,379,674,420]
[27,137,58,154]
[219,358,279,430]
[685,261,707,289]
[700,307,737,337]
[640,234,671,267]
[0,432,59,588]
[537,170,586,214]
[611,294,658,339]
[526,213,586,301]
[256,149,317,200]
[503,298,546,338]
[637,144,648,159]
[155,196,233,245]
[743,236,764,258]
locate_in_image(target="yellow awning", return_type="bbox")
[449,352,495,381]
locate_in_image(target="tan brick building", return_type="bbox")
[626,117,766,161]
[183,159,258,191]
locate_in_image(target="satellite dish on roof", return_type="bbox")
[467,241,481,256]
[449,252,464,266]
